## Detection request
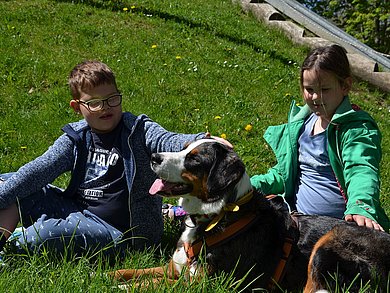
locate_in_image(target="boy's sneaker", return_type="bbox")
[7,227,25,242]
[2,226,25,256]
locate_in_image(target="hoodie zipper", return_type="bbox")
[125,114,142,248]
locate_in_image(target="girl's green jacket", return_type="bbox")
[251,97,389,231]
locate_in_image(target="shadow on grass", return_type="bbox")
[54,0,297,66]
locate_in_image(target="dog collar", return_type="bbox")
[205,190,254,232]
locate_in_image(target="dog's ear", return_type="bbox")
[206,143,245,199]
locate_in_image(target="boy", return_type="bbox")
[0,60,208,255]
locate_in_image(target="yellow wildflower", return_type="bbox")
[220,133,227,139]
[244,124,253,132]
[151,44,157,49]
[176,56,182,60]
[214,115,222,120]
[131,5,136,9]
[123,7,128,11]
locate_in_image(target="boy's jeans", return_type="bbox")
[0,173,126,256]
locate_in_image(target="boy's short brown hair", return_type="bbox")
[69,60,118,99]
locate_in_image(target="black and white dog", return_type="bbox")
[112,139,390,292]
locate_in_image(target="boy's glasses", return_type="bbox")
[77,94,122,112]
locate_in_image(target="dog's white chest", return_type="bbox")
[172,217,199,276]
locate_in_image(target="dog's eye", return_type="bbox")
[187,153,202,165]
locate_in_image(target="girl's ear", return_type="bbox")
[342,77,352,95]
[69,100,81,114]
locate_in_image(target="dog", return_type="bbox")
[111,139,390,292]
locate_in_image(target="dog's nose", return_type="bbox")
[151,153,163,166]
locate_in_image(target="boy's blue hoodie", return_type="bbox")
[0,112,205,249]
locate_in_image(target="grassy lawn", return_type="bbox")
[0,0,389,291]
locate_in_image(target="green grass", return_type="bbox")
[0,0,389,291]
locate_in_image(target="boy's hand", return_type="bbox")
[205,132,233,149]
[345,214,384,231]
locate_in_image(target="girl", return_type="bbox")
[251,44,389,231]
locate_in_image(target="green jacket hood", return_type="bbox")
[289,97,377,126]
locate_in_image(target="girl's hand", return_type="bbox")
[345,214,384,231]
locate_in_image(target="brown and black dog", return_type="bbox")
[111,139,390,292]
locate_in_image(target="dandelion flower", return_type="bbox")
[220,133,227,139]
[20,146,27,150]
[151,44,157,49]
[244,124,253,132]
[176,56,182,60]
[131,5,136,9]
[214,115,222,120]
[123,7,128,11]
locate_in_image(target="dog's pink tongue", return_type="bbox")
[149,179,164,195]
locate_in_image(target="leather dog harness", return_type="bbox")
[266,196,299,289]
[183,192,298,289]
[268,225,296,289]
[184,212,258,264]
[184,190,257,264]
[268,214,299,289]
